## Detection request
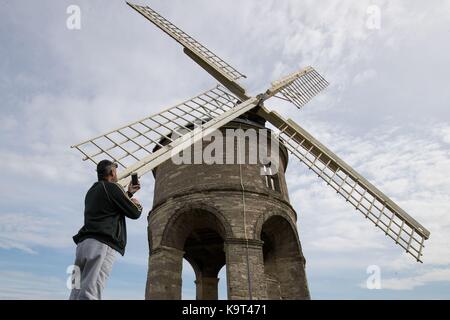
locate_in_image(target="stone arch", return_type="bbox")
[157,202,233,300]
[160,202,233,250]
[254,210,300,245]
[256,212,310,300]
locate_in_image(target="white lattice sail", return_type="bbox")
[72,86,260,186]
[257,106,431,262]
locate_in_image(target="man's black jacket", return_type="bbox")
[73,181,143,255]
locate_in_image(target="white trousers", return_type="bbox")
[69,238,116,300]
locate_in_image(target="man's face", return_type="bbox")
[110,166,118,183]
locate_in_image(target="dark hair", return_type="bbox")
[97,160,118,181]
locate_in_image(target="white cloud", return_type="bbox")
[353,69,377,85]
[0,271,67,300]
[433,125,450,145]
[0,213,73,253]
[379,268,450,291]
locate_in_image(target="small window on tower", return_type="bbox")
[263,164,280,192]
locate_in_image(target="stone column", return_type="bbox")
[277,256,310,300]
[195,276,220,300]
[145,246,185,300]
[265,274,282,299]
[225,238,267,300]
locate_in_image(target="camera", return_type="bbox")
[131,173,139,186]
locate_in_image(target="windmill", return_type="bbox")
[71,2,430,299]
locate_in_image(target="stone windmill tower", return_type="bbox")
[147,109,307,300]
[71,2,430,300]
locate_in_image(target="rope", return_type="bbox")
[238,124,253,300]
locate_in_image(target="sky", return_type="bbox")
[1,0,450,299]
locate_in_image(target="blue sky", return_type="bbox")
[1,0,450,299]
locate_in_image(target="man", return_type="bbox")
[69,159,143,300]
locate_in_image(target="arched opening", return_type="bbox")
[163,207,228,300]
[185,227,225,300]
[261,215,308,299]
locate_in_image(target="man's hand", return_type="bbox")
[128,182,141,195]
